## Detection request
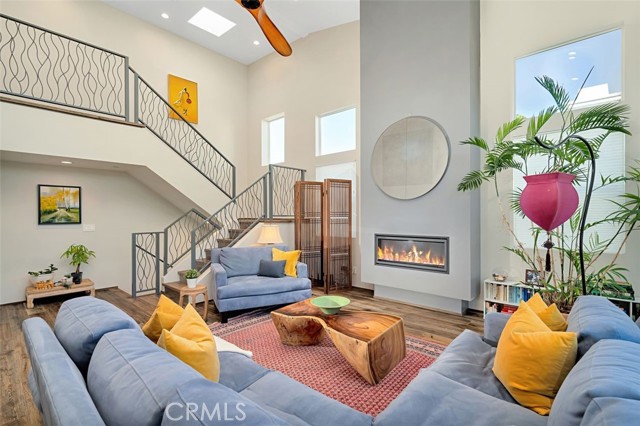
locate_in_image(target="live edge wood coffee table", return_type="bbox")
[271,298,406,385]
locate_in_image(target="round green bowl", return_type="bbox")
[311,296,350,315]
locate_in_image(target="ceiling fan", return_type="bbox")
[236,0,292,57]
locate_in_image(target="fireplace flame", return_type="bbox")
[377,244,445,266]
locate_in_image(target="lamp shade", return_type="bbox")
[520,172,579,232]
[257,224,283,245]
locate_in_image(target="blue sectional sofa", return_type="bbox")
[375,295,640,426]
[210,245,312,322]
[23,295,640,425]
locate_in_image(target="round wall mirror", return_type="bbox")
[371,116,450,200]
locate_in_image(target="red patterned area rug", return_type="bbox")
[209,311,447,416]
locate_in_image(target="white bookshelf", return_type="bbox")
[483,279,535,317]
[483,278,639,320]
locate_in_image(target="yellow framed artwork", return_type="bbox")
[168,74,198,124]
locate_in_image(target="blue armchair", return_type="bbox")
[210,245,312,322]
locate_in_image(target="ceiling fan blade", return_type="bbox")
[236,0,292,57]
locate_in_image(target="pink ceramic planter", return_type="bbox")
[520,172,579,232]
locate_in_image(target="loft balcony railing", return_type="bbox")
[0,13,236,198]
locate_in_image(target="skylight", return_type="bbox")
[188,7,236,37]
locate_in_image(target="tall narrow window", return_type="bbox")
[515,29,621,117]
[262,115,285,166]
[316,107,356,156]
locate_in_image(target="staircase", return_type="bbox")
[0,14,306,298]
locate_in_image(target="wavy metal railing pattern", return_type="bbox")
[191,174,268,271]
[0,14,128,118]
[270,165,305,217]
[132,232,162,297]
[164,209,210,273]
[135,74,235,198]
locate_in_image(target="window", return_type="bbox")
[262,115,285,166]
[316,107,356,156]
[515,29,621,117]
[316,162,357,236]
[513,130,625,253]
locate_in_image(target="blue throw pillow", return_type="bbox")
[258,259,286,278]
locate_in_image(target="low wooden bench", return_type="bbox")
[26,279,95,309]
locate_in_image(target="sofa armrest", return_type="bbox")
[296,262,309,279]
[483,312,511,346]
[212,263,228,288]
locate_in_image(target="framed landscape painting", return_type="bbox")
[38,185,81,225]
[168,74,198,124]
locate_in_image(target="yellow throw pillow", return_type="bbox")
[526,293,568,332]
[272,248,301,278]
[157,304,220,381]
[142,294,184,342]
[493,301,577,415]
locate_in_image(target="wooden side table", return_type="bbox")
[164,282,208,321]
[26,279,95,309]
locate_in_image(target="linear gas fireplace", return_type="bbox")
[375,234,449,273]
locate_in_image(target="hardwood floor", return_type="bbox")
[0,286,483,426]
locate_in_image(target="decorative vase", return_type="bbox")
[520,172,579,231]
[186,278,197,289]
[30,273,53,285]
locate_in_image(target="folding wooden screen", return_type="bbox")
[295,179,352,294]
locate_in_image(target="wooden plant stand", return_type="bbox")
[26,279,95,309]
[271,298,406,385]
[164,282,208,321]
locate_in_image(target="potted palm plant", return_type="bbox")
[185,268,199,289]
[61,244,96,284]
[458,74,638,310]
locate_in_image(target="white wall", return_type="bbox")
[479,0,640,305]
[247,22,365,286]
[0,161,182,304]
[0,0,250,190]
[360,0,481,313]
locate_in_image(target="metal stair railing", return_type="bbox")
[131,231,163,297]
[163,208,217,274]
[0,13,129,120]
[269,164,306,217]
[0,14,236,200]
[131,68,236,198]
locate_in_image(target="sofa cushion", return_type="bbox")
[567,295,640,359]
[54,296,140,374]
[548,339,640,426]
[142,294,184,342]
[258,259,286,278]
[219,275,311,299]
[428,329,515,402]
[23,317,105,426]
[218,352,270,392]
[87,329,203,426]
[493,301,577,415]
[161,378,288,426]
[375,370,546,426]
[219,245,287,277]
[580,397,640,426]
[158,304,219,381]
[272,248,301,277]
[527,293,567,331]
[240,371,373,426]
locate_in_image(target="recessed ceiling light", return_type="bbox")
[571,77,579,81]
[161,13,169,19]
[569,56,576,60]
[61,161,73,164]
[188,7,236,37]
[253,40,260,46]
[568,51,577,55]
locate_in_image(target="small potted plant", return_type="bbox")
[60,244,95,284]
[28,264,58,285]
[185,269,199,288]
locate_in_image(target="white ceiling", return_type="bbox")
[103,0,359,65]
